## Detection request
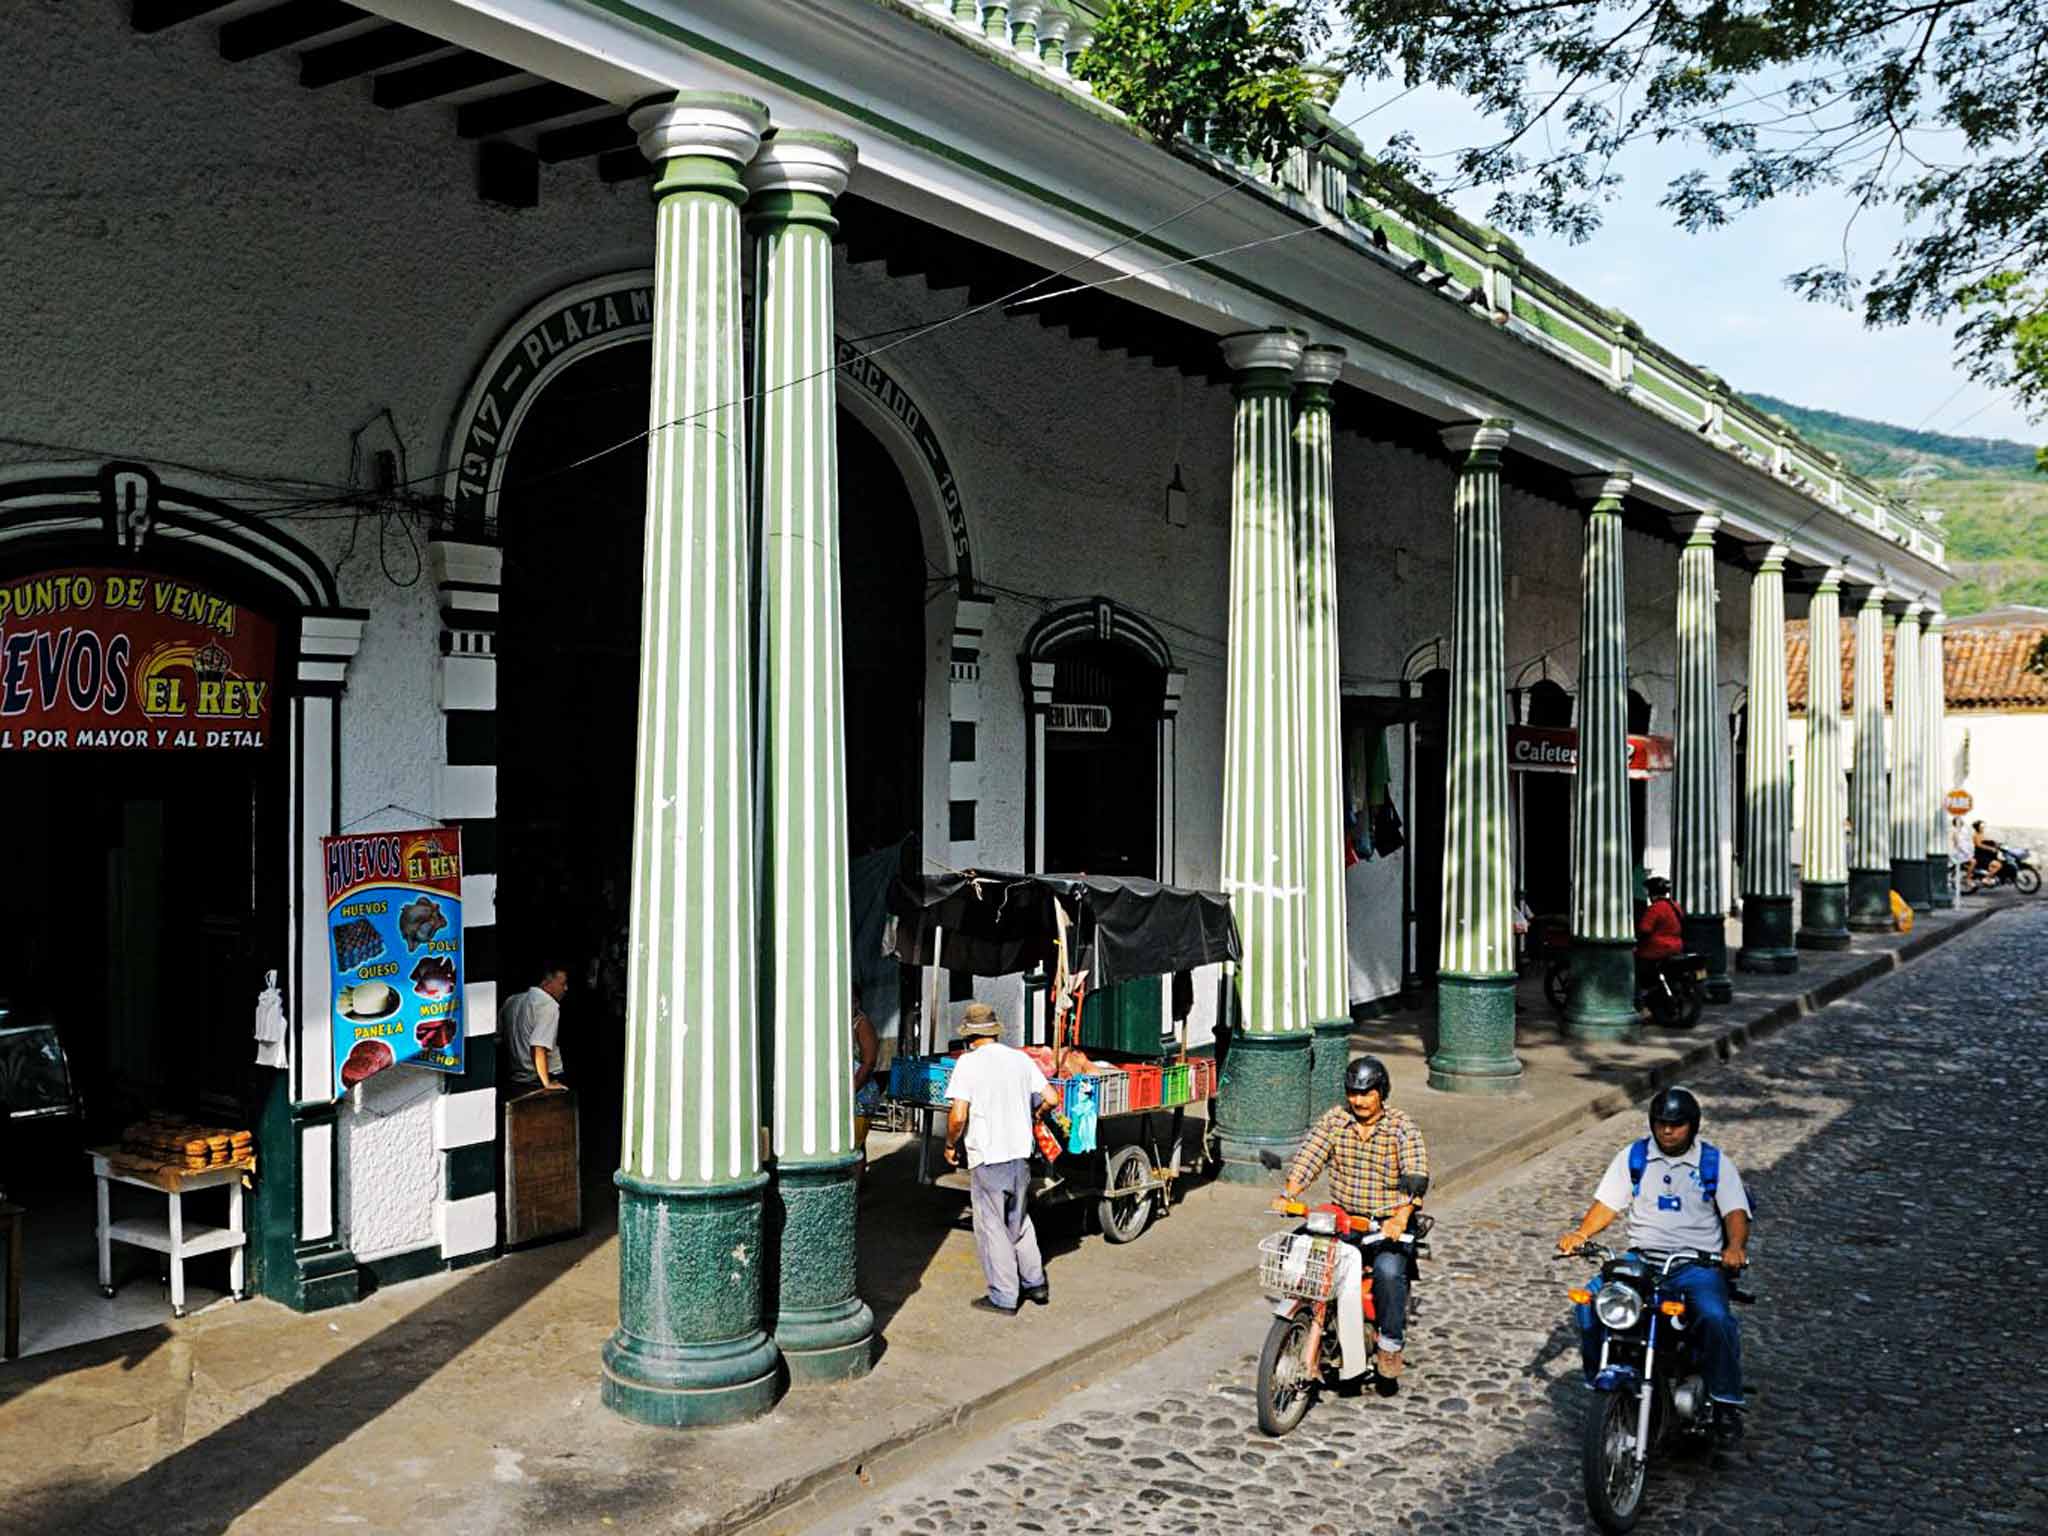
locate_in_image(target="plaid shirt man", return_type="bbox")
[1288,1103,1431,1220]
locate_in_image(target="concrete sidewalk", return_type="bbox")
[0,900,2002,1536]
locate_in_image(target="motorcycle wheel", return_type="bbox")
[1544,961,1573,1014]
[2017,866,2041,896]
[1668,978,1704,1030]
[1582,1390,1647,1533]
[1255,1312,1318,1437]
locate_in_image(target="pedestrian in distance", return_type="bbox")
[942,1001,1060,1315]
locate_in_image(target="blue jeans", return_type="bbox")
[1577,1260,1742,1404]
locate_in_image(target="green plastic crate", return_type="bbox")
[1076,975,1166,1057]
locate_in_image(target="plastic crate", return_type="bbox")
[1094,1070,1129,1118]
[888,1054,954,1105]
[1189,1057,1217,1101]
[1162,1062,1192,1106]
[1126,1063,1162,1111]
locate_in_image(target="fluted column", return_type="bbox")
[1924,611,1953,908]
[1890,602,1931,909]
[1672,513,1731,1001]
[1564,469,1639,1037]
[606,91,777,1429]
[1738,545,1797,971]
[1847,585,1894,930]
[1796,571,1852,948]
[1428,419,1524,1093]
[1291,345,1352,1113]
[746,130,875,1386]
[1216,328,1312,1177]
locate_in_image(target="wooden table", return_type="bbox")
[1,1201,21,1359]
[89,1152,247,1319]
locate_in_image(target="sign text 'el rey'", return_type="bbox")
[0,568,276,751]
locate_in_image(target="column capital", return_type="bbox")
[1756,542,1790,570]
[1440,417,1512,456]
[631,91,769,169]
[1293,343,1346,389]
[1813,565,1845,591]
[743,129,858,203]
[1220,327,1305,378]
[1923,608,1947,631]
[1854,581,1889,608]
[1675,508,1720,542]
[1570,467,1631,505]
[1897,598,1926,622]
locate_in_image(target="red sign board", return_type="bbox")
[1508,724,1674,779]
[0,567,277,751]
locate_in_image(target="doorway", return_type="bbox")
[1041,638,1164,879]
[1519,679,1573,917]
[1408,668,1450,984]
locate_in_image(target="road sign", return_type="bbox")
[1945,789,1973,816]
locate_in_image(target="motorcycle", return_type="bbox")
[1253,1198,1431,1436]
[1562,1242,1756,1533]
[1542,952,1705,1030]
[1962,845,2041,896]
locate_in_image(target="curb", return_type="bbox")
[728,902,2005,1535]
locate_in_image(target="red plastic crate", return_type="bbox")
[1125,1063,1163,1110]
[1190,1057,1217,1101]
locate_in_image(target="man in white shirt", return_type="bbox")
[501,962,570,1092]
[942,1002,1062,1315]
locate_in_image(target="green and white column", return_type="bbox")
[1847,585,1894,931]
[1924,611,1953,908]
[1796,570,1852,948]
[604,91,779,1430]
[1889,602,1931,910]
[1428,420,1524,1094]
[1291,344,1352,1113]
[746,130,875,1386]
[1216,328,1312,1176]
[1564,469,1639,1037]
[1672,513,1731,1001]
[1737,544,1797,972]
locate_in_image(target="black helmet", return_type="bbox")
[1645,875,1673,898]
[1345,1055,1390,1099]
[1648,1086,1701,1136]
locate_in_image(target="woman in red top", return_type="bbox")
[1636,876,1684,961]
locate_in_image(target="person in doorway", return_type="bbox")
[1513,888,1535,971]
[942,1002,1061,1315]
[851,982,881,1178]
[502,960,571,1092]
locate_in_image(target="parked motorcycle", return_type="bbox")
[1562,1241,1756,1533]
[1542,952,1704,1029]
[1962,845,2041,896]
[1253,1199,1431,1436]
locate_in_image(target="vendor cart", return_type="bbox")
[880,868,1239,1244]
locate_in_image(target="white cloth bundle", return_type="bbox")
[254,969,289,1069]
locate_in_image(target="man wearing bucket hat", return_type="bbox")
[943,1002,1063,1315]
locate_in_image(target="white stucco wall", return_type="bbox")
[1791,711,2048,861]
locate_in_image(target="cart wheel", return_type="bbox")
[1097,1144,1155,1244]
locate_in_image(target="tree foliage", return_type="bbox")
[1077,0,2048,420]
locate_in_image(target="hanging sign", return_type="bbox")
[322,828,466,1095]
[1047,703,1112,733]
[0,567,277,750]
[1507,725,1675,778]
[1627,734,1676,779]
[1945,788,1973,816]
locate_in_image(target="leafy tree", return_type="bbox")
[1075,0,2048,419]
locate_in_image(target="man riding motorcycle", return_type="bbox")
[1557,1087,1754,1445]
[1636,876,1683,971]
[1279,1056,1431,1389]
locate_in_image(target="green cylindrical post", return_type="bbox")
[603,91,780,1430]
[1738,545,1797,971]
[1890,603,1932,910]
[746,130,876,1386]
[1428,421,1524,1093]
[1797,572,1852,948]
[1924,613,1953,908]
[1672,513,1731,1001]
[1847,586,1893,931]
[1565,469,1640,1037]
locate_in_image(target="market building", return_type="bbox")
[1,0,1948,1415]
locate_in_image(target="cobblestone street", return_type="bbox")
[804,904,2048,1536]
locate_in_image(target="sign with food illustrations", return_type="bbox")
[321,827,465,1094]
[0,567,278,750]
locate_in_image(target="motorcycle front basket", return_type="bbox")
[1257,1232,1340,1301]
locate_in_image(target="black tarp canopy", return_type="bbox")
[884,870,1240,986]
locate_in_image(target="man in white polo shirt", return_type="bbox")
[942,1002,1062,1315]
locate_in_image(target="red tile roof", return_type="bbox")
[1787,620,2048,713]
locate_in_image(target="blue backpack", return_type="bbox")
[1628,1138,1751,1216]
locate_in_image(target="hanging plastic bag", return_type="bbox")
[254,969,289,1069]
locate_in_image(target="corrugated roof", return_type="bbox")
[1787,620,2048,713]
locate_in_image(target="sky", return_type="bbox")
[1332,77,2042,450]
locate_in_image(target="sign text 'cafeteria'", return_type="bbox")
[0,567,277,750]
[323,827,467,1095]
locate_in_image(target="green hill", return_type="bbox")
[1740,393,2047,615]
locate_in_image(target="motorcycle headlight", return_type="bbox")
[1595,1286,1645,1331]
[1305,1210,1338,1236]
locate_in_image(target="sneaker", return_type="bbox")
[1711,1407,1744,1447]
[969,1296,1019,1316]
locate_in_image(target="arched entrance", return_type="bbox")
[1520,678,1574,916]
[1403,643,1450,987]
[1628,688,1653,874]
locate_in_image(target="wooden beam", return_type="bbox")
[372,51,521,110]
[458,83,604,140]
[535,114,636,163]
[131,0,236,32]
[299,24,441,88]
[219,1,366,62]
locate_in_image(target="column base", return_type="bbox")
[1214,1029,1312,1183]
[1427,974,1523,1094]
[602,1172,782,1428]
[768,1155,874,1386]
[1796,882,1853,950]
[1681,914,1732,1003]
[1927,855,1955,910]
[1847,867,1894,932]
[1309,1017,1353,1118]
[1892,856,1934,912]
[1563,940,1638,1039]
[1737,894,1798,974]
